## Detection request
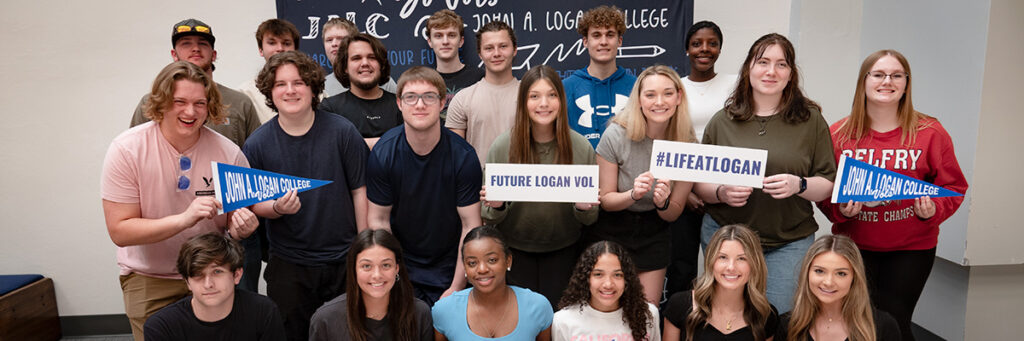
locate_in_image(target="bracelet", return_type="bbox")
[272,200,285,215]
[715,184,725,203]
[629,189,640,201]
[656,199,671,211]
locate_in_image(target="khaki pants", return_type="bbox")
[119,273,189,341]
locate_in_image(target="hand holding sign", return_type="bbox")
[652,177,672,208]
[914,196,936,219]
[631,171,655,200]
[227,207,258,239]
[180,196,221,228]
[839,200,863,218]
[272,190,302,216]
[480,186,504,209]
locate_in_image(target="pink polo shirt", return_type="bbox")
[101,122,249,278]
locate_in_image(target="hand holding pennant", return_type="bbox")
[211,162,332,214]
[830,155,963,203]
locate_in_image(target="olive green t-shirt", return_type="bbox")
[482,130,598,252]
[702,108,836,247]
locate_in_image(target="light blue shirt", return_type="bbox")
[432,286,553,340]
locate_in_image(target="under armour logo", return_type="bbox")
[575,94,629,128]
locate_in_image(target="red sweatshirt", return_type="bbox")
[818,117,968,251]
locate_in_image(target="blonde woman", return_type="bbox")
[663,224,777,341]
[776,235,899,341]
[593,64,695,304]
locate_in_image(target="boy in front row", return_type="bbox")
[144,233,285,340]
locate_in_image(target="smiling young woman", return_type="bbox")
[431,226,553,341]
[480,65,598,307]
[776,235,900,341]
[817,50,968,341]
[552,241,659,341]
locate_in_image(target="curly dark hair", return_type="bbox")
[558,241,652,341]
[577,5,626,37]
[255,50,325,112]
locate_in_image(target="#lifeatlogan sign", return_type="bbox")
[277,0,693,78]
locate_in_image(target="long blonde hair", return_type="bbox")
[686,225,771,341]
[611,65,696,143]
[788,235,875,341]
[833,49,933,148]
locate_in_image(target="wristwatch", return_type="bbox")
[798,177,807,194]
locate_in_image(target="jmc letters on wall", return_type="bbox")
[277,0,694,78]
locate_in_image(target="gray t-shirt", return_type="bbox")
[595,123,656,212]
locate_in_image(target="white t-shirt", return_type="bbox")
[681,73,738,140]
[552,302,661,341]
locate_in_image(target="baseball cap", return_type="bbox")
[172,18,215,48]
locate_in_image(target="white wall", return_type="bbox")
[0,0,275,316]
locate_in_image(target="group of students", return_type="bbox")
[100,3,968,341]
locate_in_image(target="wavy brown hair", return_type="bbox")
[788,234,876,341]
[558,241,652,341]
[255,51,325,112]
[334,33,391,89]
[509,65,573,164]
[833,49,933,148]
[610,64,696,143]
[577,5,626,37]
[724,33,820,124]
[426,9,466,38]
[176,233,244,278]
[142,61,226,125]
[344,229,418,341]
[685,225,771,341]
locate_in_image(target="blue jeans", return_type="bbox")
[700,214,812,314]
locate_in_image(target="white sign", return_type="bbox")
[649,140,768,188]
[484,163,599,203]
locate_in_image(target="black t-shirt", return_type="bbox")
[664,290,779,341]
[144,289,285,341]
[309,293,434,341]
[243,110,368,265]
[320,90,403,138]
[774,308,901,341]
[439,65,485,123]
[366,126,481,289]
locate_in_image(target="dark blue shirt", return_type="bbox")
[242,110,368,265]
[367,126,481,289]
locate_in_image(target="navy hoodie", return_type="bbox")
[562,66,637,149]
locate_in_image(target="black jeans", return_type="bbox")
[861,248,936,341]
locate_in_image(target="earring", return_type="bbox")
[396,273,400,281]
[507,266,511,271]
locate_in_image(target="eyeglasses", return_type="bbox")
[400,93,441,105]
[177,155,192,191]
[866,71,909,83]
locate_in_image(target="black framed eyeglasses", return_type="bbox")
[400,93,441,105]
[866,71,909,83]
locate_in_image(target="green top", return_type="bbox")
[702,108,836,247]
[482,130,599,252]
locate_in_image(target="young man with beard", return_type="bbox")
[444,20,519,167]
[239,18,300,124]
[144,233,285,340]
[130,19,261,149]
[102,61,259,341]
[244,51,369,341]
[367,66,482,305]
[321,18,397,96]
[320,33,402,149]
[563,6,636,149]
[425,9,484,124]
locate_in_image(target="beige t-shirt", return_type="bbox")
[444,78,520,166]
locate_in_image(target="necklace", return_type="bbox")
[713,308,741,332]
[470,288,513,338]
[756,114,775,136]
